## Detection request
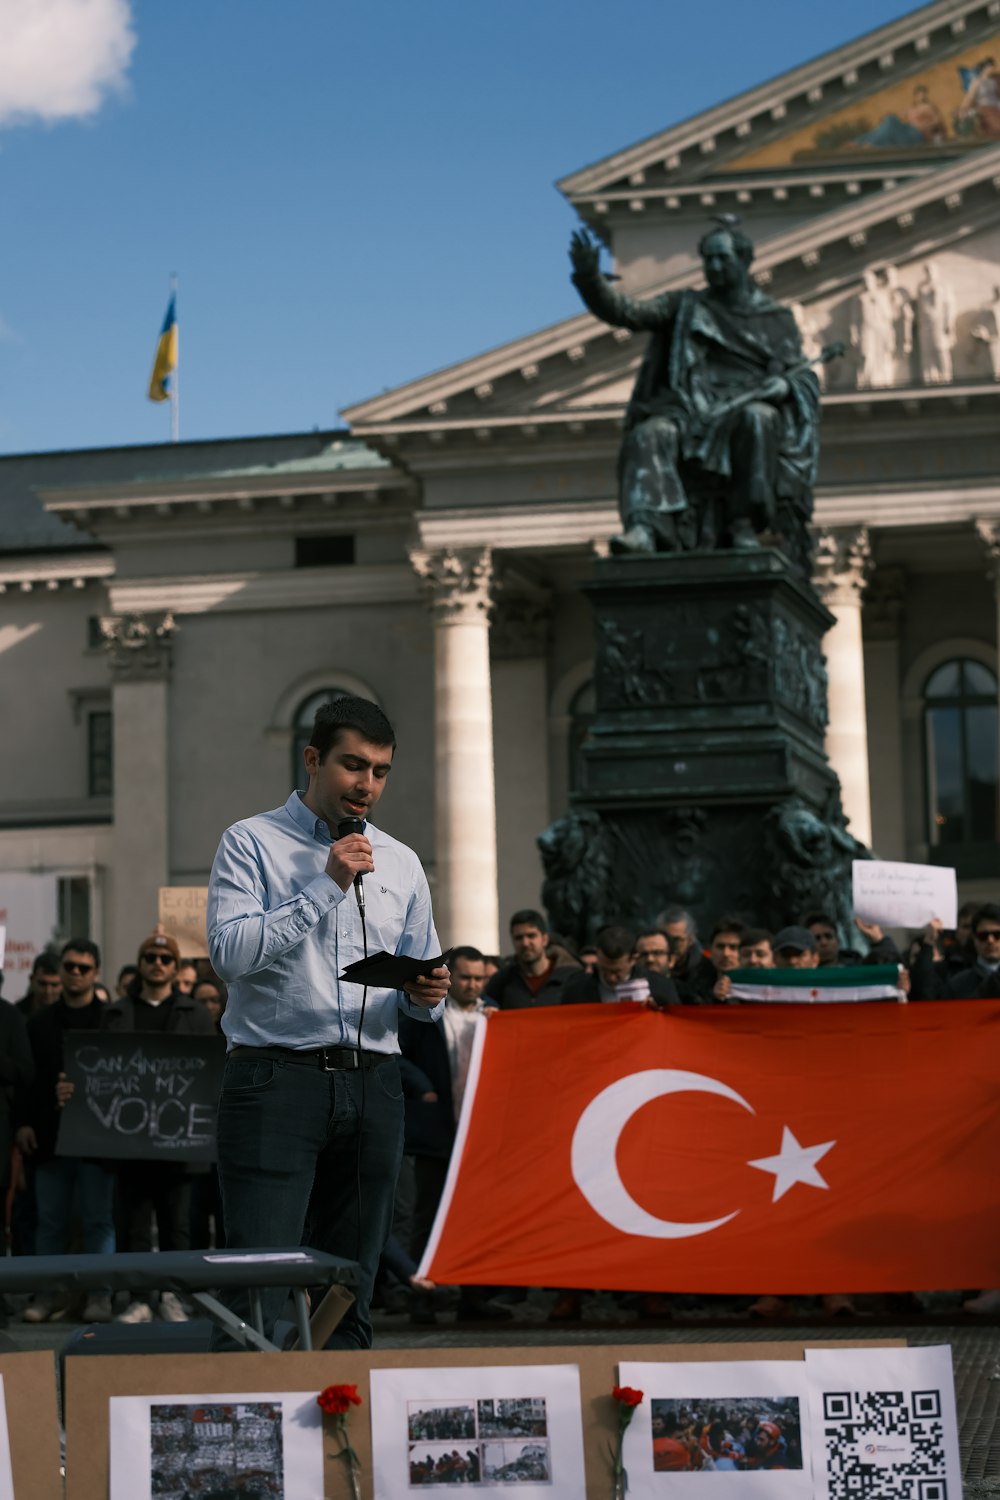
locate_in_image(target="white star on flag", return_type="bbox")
[748,1126,836,1203]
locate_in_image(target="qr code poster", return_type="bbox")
[617,1359,814,1497]
[805,1345,960,1500]
[108,1389,324,1500]
[370,1364,586,1498]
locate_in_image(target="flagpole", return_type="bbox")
[170,271,180,443]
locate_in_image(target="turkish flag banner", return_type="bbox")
[418,1001,1000,1294]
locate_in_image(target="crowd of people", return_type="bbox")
[651,1399,802,1472]
[1,884,998,1330]
[0,930,225,1326]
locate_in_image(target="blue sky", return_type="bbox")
[0,0,919,455]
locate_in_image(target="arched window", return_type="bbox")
[292,687,352,789]
[924,658,999,859]
[569,679,595,793]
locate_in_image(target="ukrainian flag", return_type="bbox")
[147,293,177,403]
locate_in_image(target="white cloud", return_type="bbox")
[0,0,136,128]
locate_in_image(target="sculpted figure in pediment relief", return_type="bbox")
[915,262,956,385]
[789,302,827,391]
[851,266,908,389]
[569,219,828,566]
[972,286,1000,380]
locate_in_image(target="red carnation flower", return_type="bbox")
[612,1385,644,1408]
[317,1383,363,1415]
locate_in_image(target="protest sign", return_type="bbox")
[158,887,209,956]
[57,1032,226,1163]
[852,859,957,930]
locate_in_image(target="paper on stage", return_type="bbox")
[370,1363,586,1498]
[805,1345,960,1500]
[340,948,453,988]
[0,1377,13,1500]
[618,1358,813,1497]
[852,859,957,930]
[109,1389,324,1500]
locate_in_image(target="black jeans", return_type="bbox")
[214,1052,404,1348]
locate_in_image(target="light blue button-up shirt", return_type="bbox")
[208,791,443,1052]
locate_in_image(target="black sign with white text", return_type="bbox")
[57,1031,226,1162]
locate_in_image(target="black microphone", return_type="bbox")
[336,816,366,911]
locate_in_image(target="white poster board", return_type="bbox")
[158,887,209,956]
[852,859,957,931]
[370,1363,586,1498]
[0,873,59,988]
[108,1389,324,1500]
[805,1345,960,1500]
[0,1375,14,1500]
[618,1359,813,1497]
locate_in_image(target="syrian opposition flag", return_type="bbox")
[417,1001,1000,1294]
[729,963,903,1003]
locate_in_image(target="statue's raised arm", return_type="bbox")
[568,228,676,335]
[567,218,823,562]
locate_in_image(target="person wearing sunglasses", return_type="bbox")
[15,938,116,1323]
[100,930,217,1325]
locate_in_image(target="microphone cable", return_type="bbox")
[336,817,369,1275]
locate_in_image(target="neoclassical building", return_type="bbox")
[1,0,999,977]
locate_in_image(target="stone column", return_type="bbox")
[861,568,906,858]
[490,583,552,930]
[813,527,874,847]
[410,548,499,953]
[975,519,1000,788]
[100,612,176,967]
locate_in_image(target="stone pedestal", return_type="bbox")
[539,550,864,943]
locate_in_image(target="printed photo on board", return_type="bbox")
[650,1396,803,1473]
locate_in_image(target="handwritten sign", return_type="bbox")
[158,886,209,956]
[852,859,958,931]
[57,1032,226,1163]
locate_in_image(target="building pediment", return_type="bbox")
[344,146,1000,436]
[558,0,1000,223]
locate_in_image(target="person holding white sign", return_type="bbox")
[910,905,1000,1001]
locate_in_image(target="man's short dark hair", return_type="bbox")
[596,926,636,960]
[972,903,1000,933]
[802,910,836,930]
[509,909,547,934]
[31,953,60,976]
[740,927,773,948]
[309,696,396,762]
[636,928,668,945]
[451,945,485,965]
[60,936,101,967]
[710,914,745,941]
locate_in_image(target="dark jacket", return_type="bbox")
[559,969,680,1007]
[103,984,218,1037]
[398,1012,455,1160]
[484,961,579,1010]
[0,1001,34,1178]
[16,997,102,1162]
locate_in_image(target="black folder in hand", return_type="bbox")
[339,949,453,988]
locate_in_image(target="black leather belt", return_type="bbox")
[228,1044,390,1072]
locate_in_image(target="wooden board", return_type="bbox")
[64,1338,906,1499]
[0,1351,62,1500]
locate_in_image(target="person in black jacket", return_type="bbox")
[911,905,1000,1000]
[561,926,679,1007]
[15,937,113,1323]
[101,930,217,1324]
[484,910,580,1010]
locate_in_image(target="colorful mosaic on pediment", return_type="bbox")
[723,36,1000,170]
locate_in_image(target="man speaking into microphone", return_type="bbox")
[207,696,449,1348]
